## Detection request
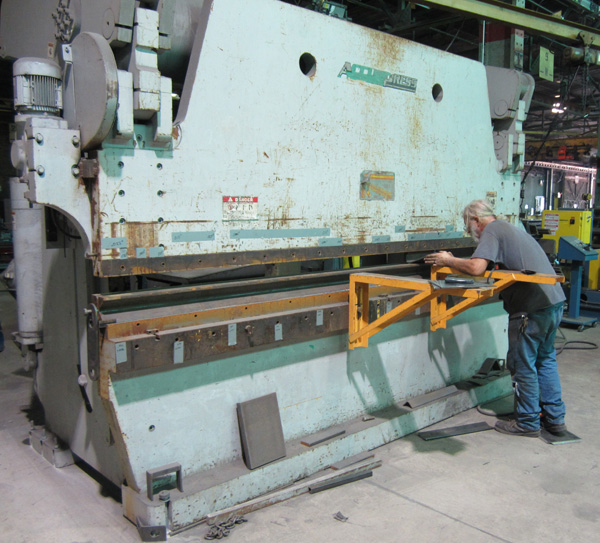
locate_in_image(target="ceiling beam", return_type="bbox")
[414,0,600,46]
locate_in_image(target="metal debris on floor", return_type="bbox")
[204,515,248,540]
[417,421,493,440]
[333,511,348,522]
[540,429,582,445]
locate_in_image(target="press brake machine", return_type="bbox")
[0,0,534,537]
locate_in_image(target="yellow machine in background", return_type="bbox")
[542,210,599,289]
[542,210,592,252]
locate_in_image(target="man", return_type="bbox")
[424,199,566,437]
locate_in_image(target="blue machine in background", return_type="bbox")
[558,236,599,330]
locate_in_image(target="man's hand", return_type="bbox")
[424,251,454,267]
[424,252,489,276]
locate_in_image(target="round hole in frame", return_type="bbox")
[432,83,444,102]
[299,53,317,77]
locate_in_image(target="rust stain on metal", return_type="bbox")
[371,30,405,66]
[109,222,122,258]
[130,265,161,275]
[266,217,304,229]
[406,227,443,233]
[358,79,384,97]
[408,104,423,146]
[125,222,157,251]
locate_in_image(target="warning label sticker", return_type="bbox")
[543,213,559,234]
[222,196,258,221]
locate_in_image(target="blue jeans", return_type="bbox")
[506,303,566,430]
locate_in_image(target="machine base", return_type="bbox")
[122,374,511,537]
[29,426,75,468]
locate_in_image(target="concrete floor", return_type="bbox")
[1,285,600,543]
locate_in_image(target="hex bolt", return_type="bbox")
[35,133,44,144]
[37,166,45,176]
[157,190,164,197]
[71,166,80,177]
[159,491,170,502]
[72,135,80,147]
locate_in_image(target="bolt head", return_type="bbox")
[36,166,45,176]
[35,133,44,144]
[159,491,170,502]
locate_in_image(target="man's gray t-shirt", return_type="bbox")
[471,220,565,315]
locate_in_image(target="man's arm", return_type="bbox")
[424,251,490,276]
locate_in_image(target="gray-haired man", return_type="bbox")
[425,200,566,437]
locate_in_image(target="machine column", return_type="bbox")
[10,178,44,367]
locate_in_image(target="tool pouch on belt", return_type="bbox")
[507,312,528,375]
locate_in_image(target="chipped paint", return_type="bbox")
[88,0,518,274]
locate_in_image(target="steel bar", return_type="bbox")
[301,429,346,447]
[97,238,476,278]
[417,421,493,440]
[540,429,582,444]
[403,385,460,408]
[93,261,434,314]
[434,266,565,285]
[308,471,373,494]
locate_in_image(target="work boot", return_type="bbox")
[495,420,540,437]
[541,418,567,436]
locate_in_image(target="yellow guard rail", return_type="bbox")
[348,266,565,349]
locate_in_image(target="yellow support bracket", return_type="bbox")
[348,267,564,349]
